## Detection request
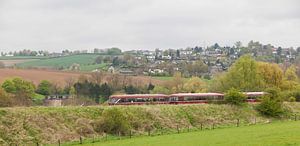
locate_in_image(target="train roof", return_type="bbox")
[110,94,169,99]
[170,93,224,97]
[243,92,265,96]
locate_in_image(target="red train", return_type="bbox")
[108,92,265,105]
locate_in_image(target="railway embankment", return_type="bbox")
[0,103,299,145]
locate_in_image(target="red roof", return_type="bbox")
[170,93,224,97]
[110,94,169,99]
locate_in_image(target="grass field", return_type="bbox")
[71,121,300,146]
[17,54,108,71]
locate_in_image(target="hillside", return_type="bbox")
[1,103,299,145]
[0,69,164,86]
[17,54,108,71]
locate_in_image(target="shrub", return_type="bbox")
[256,87,285,117]
[224,88,246,106]
[94,108,130,135]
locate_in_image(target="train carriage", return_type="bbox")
[108,92,265,105]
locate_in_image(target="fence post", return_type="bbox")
[212,123,215,129]
[80,136,83,144]
[177,125,179,134]
[254,117,256,125]
[295,114,297,121]
[187,126,190,132]
[237,119,240,127]
[201,123,203,130]
[105,133,108,141]
[36,142,39,146]
[148,129,151,136]
[161,127,163,135]
[92,136,95,143]
[130,130,132,138]
[58,139,61,146]
[119,131,121,140]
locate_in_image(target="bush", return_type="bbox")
[256,87,285,117]
[224,88,246,106]
[94,108,130,135]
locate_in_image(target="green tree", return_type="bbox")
[150,86,170,94]
[2,77,35,96]
[36,80,53,95]
[94,108,130,135]
[224,88,247,105]
[212,55,263,92]
[256,87,285,117]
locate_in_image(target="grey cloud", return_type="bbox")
[0,0,299,52]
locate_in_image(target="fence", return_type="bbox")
[13,114,300,146]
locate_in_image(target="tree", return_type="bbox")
[107,48,122,55]
[36,80,53,95]
[224,88,246,105]
[94,56,103,64]
[94,108,130,135]
[212,55,263,92]
[183,77,206,93]
[100,83,113,101]
[2,77,35,96]
[257,62,283,88]
[150,86,170,94]
[256,87,285,117]
[235,41,242,48]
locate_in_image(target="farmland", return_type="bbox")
[17,54,109,71]
[71,121,300,146]
[0,68,164,86]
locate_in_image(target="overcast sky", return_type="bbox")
[0,0,299,52]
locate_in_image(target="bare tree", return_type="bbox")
[90,71,105,84]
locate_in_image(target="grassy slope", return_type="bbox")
[0,103,299,145]
[74,121,300,146]
[17,54,107,71]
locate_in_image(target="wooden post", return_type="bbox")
[119,131,121,140]
[187,126,190,132]
[295,114,297,121]
[58,139,61,146]
[80,136,83,144]
[36,142,39,146]
[148,129,151,136]
[212,123,215,129]
[237,119,240,127]
[161,127,163,135]
[177,125,179,133]
[106,133,108,141]
[129,130,132,138]
[201,123,203,130]
[254,117,256,125]
[92,136,95,143]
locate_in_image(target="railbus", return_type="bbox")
[108,92,265,105]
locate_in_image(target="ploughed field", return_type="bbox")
[71,121,300,146]
[0,68,164,86]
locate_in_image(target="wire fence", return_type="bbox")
[11,114,300,146]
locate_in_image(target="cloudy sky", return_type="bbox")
[0,0,299,52]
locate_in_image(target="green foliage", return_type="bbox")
[94,108,130,135]
[2,77,35,96]
[212,55,263,92]
[36,80,52,95]
[150,86,170,94]
[256,88,285,117]
[224,88,246,105]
